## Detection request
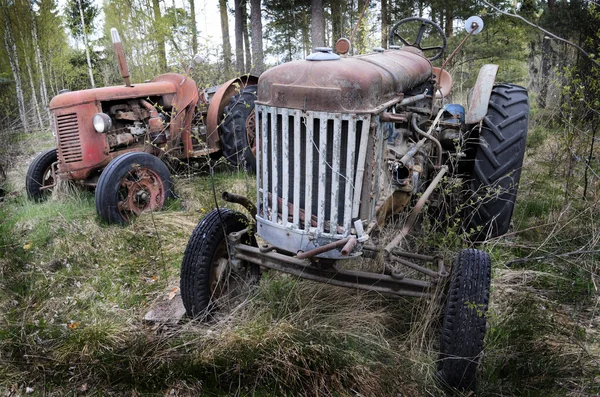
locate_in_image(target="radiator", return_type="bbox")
[256,105,370,255]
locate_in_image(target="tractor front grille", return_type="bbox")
[56,113,83,164]
[256,105,370,241]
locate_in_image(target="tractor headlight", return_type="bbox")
[93,113,112,133]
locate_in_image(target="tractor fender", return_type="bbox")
[206,75,259,150]
[465,64,499,125]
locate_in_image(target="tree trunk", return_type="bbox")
[311,0,324,50]
[189,0,197,54]
[219,0,233,77]
[30,8,50,126]
[235,0,244,73]
[331,0,341,46]
[152,0,167,72]
[250,0,264,74]
[301,7,309,57]
[538,37,552,109]
[242,0,251,72]
[381,0,388,48]
[445,8,453,38]
[3,27,29,132]
[76,0,95,87]
[23,50,44,129]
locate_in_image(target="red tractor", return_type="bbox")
[180,16,529,391]
[26,29,258,224]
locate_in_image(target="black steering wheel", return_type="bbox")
[389,17,447,61]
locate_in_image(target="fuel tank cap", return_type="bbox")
[307,47,341,61]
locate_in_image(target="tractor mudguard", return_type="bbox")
[465,64,499,125]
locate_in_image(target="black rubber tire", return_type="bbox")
[220,85,257,172]
[95,152,172,225]
[180,208,259,318]
[438,248,491,391]
[26,148,58,201]
[467,84,529,240]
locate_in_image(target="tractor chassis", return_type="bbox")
[227,229,448,298]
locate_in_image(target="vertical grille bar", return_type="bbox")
[304,112,314,230]
[343,115,357,234]
[270,108,279,222]
[293,110,301,227]
[330,116,341,233]
[281,110,290,226]
[352,116,371,218]
[316,113,328,233]
[261,107,269,219]
[255,108,261,215]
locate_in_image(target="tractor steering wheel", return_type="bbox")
[389,17,447,61]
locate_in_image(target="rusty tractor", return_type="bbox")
[180,16,529,391]
[26,29,258,224]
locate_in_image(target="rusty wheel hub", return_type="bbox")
[246,111,257,156]
[117,167,165,220]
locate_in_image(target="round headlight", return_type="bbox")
[93,113,112,133]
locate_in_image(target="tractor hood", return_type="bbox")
[48,73,189,110]
[256,48,433,113]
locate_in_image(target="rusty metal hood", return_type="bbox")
[48,73,189,110]
[256,49,432,113]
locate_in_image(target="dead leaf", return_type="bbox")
[168,287,179,300]
[23,242,33,250]
[67,321,79,330]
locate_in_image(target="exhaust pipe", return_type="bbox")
[111,28,131,87]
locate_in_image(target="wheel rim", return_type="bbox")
[116,166,166,221]
[246,111,257,156]
[209,239,253,306]
[39,165,55,192]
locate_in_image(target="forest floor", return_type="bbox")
[0,126,599,396]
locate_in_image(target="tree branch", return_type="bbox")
[479,0,600,68]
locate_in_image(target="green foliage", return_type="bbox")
[65,0,98,38]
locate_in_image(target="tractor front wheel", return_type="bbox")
[95,152,172,225]
[438,248,491,391]
[180,208,260,318]
[26,148,58,201]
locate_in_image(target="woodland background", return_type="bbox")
[0,0,599,395]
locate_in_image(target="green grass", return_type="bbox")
[0,127,599,395]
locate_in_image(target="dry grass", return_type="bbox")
[0,127,599,395]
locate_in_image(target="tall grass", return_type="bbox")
[0,126,598,395]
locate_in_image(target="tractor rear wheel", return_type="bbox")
[438,248,491,391]
[220,85,257,172]
[180,208,259,318]
[466,84,529,240]
[95,152,172,225]
[26,148,58,201]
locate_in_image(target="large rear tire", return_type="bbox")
[466,84,529,240]
[95,152,172,225]
[180,208,259,318]
[26,148,58,201]
[438,248,491,391]
[220,85,257,172]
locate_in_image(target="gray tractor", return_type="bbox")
[180,16,528,391]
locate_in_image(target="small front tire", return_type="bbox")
[95,152,172,225]
[26,148,58,201]
[180,208,259,318]
[438,248,491,391]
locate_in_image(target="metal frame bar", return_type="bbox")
[235,244,433,298]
